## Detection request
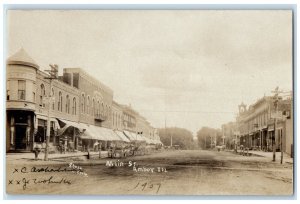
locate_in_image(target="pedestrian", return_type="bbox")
[33,133,43,160]
[94,141,99,151]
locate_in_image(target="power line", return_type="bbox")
[137,110,237,114]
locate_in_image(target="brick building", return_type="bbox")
[6,49,162,153]
[236,96,293,155]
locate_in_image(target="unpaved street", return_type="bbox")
[6,150,293,195]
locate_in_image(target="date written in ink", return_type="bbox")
[130,182,162,194]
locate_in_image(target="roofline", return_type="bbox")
[7,60,39,69]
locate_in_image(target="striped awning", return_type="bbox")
[123,131,136,141]
[56,118,87,136]
[114,130,130,143]
[57,118,122,141]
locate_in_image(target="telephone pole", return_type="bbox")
[271,86,286,163]
[44,64,58,161]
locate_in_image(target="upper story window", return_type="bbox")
[92,98,95,115]
[40,84,45,107]
[105,105,108,116]
[66,95,70,114]
[112,112,115,127]
[97,100,100,115]
[18,80,26,100]
[58,92,63,112]
[81,94,85,114]
[72,97,77,115]
[51,88,55,110]
[87,96,90,115]
[101,103,104,115]
[7,90,10,101]
[6,81,10,101]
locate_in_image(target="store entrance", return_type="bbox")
[15,125,27,150]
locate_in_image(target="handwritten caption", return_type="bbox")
[105,160,168,173]
[8,163,87,190]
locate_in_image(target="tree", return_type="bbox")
[197,127,222,149]
[158,127,196,149]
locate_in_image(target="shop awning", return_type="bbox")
[132,132,146,142]
[114,130,130,143]
[101,127,123,141]
[57,119,122,141]
[82,125,123,141]
[143,136,154,144]
[56,118,87,136]
[81,124,107,140]
[123,131,137,141]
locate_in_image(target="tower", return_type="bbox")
[238,102,247,114]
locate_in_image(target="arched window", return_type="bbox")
[97,101,100,115]
[72,97,76,115]
[87,96,90,115]
[81,94,85,114]
[66,95,70,114]
[112,112,115,127]
[58,92,62,112]
[101,103,104,115]
[92,98,95,115]
[40,84,45,107]
[51,88,55,110]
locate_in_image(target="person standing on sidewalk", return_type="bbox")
[33,133,43,160]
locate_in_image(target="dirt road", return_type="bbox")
[6,150,293,195]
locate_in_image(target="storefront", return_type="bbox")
[7,110,34,152]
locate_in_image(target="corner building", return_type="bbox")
[6,49,162,153]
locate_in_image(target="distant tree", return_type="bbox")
[197,127,223,149]
[158,127,196,149]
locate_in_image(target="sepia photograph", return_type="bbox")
[5,8,294,196]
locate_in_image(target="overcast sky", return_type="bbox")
[7,10,293,135]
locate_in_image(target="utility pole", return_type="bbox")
[271,87,291,163]
[271,86,287,162]
[271,87,279,162]
[170,129,173,147]
[44,64,58,161]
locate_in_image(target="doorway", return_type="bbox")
[15,125,27,150]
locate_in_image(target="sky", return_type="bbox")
[7,10,293,135]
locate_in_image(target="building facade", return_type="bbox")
[62,68,113,129]
[122,105,138,133]
[236,96,293,155]
[6,49,162,152]
[111,101,124,131]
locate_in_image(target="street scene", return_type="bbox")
[5,10,294,196]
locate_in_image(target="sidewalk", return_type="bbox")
[6,151,109,161]
[248,150,294,164]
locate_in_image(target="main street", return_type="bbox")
[6,150,293,195]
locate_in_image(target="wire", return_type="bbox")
[137,110,236,114]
